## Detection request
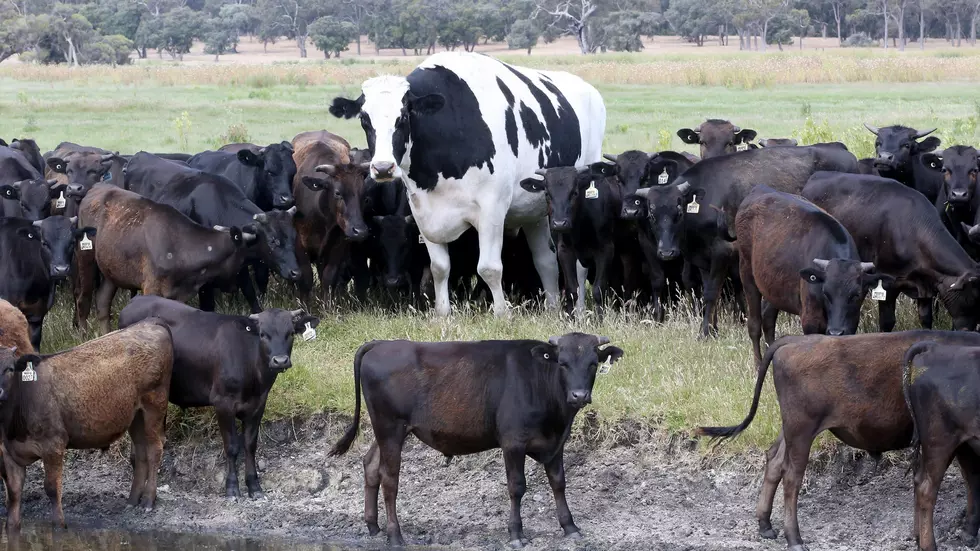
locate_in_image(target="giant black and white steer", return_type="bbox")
[330,52,606,317]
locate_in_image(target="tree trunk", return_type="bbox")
[957,15,963,46]
[920,6,925,50]
[738,29,745,50]
[324,50,329,59]
[526,46,532,55]
[356,34,361,55]
[972,8,978,45]
[296,34,307,57]
[140,46,147,58]
[401,46,406,55]
[822,22,827,38]
[835,5,843,45]
[214,53,219,62]
[898,5,906,49]
[761,21,769,52]
[576,24,590,54]
[800,34,803,49]
[882,0,889,49]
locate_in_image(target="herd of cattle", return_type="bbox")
[0,51,979,550]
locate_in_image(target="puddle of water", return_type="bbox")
[0,523,369,551]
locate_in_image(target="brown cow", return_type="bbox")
[291,130,370,302]
[677,119,757,159]
[0,320,173,531]
[698,331,980,551]
[78,184,256,332]
[0,299,32,355]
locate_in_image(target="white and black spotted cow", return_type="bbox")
[330,52,606,316]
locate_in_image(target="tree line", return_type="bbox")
[2,0,979,66]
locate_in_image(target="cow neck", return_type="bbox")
[0,377,33,442]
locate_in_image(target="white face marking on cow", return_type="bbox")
[361,76,411,180]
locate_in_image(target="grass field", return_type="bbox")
[4,51,980,453]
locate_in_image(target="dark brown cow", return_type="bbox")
[0,320,173,531]
[677,119,757,159]
[291,130,370,302]
[735,186,889,364]
[45,143,126,214]
[758,138,799,147]
[329,333,624,547]
[78,184,256,332]
[698,331,980,551]
[0,299,32,355]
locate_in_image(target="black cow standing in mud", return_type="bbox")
[330,52,606,318]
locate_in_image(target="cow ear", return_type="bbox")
[48,182,68,198]
[0,138,6,147]
[75,227,96,240]
[589,161,617,177]
[531,343,557,364]
[329,95,364,119]
[409,93,445,116]
[735,129,758,143]
[520,177,545,193]
[15,227,39,241]
[234,318,257,334]
[597,345,624,365]
[921,153,943,171]
[799,268,825,284]
[237,150,263,167]
[0,185,17,200]
[280,140,294,152]
[677,129,699,144]
[293,314,320,334]
[302,176,328,192]
[47,157,67,174]
[918,136,941,153]
[14,354,42,373]
[866,273,895,288]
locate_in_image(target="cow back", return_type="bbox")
[0,298,34,355]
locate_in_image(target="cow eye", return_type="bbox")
[902,144,910,149]
[634,199,640,205]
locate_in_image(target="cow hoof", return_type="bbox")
[366,522,381,536]
[249,491,266,500]
[759,527,777,540]
[508,539,523,549]
[565,531,583,540]
[788,545,808,551]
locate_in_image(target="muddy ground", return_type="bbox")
[7,414,978,550]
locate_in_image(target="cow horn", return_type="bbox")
[812,258,830,270]
[860,262,876,272]
[914,128,937,139]
[788,138,799,146]
[635,187,652,198]
[603,153,618,162]
[69,216,77,224]
[357,162,371,171]
[213,225,229,232]
[676,182,691,195]
[47,179,58,186]
[100,153,114,162]
[733,125,741,133]
[758,139,769,147]
[286,206,297,216]
[596,336,610,346]
[248,313,260,320]
[534,168,548,177]
[242,231,257,243]
[12,180,24,190]
[32,220,42,227]
[258,147,267,155]
[576,165,591,175]
[864,124,880,136]
[315,164,336,174]
[281,141,294,152]
[290,308,305,318]
[548,336,561,346]
[253,212,268,223]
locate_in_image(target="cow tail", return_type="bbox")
[328,341,375,457]
[903,341,935,475]
[696,338,787,441]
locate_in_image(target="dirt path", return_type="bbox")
[9,415,977,550]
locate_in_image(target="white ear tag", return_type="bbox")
[79,234,93,251]
[598,357,612,375]
[736,142,749,152]
[658,168,669,185]
[55,191,66,209]
[871,280,887,301]
[302,322,317,341]
[686,197,700,214]
[585,181,598,199]
[22,362,36,382]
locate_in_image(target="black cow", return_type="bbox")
[735,186,888,364]
[865,124,944,203]
[624,146,859,338]
[758,138,799,147]
[8,138,45,174]
[926,146,980,257]
[191,141,297,211]
[0,216,94,350]
[0,146,43,204]
[0,178,66,221]
[45,144,126,214]
[803,172,980,332]
[125,152,301,312]
[119,296,318,499]
[329,333,624,547]
[677,119,757,159]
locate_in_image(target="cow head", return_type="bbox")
[237,142,297,209]
[368,214,419,289]
[677,120,757,159]
[330,76,445,182]
[923,146,980,206]
[26,216,95,279]
[591,151,652,195]
[0,178,66,221]
[865,124,940,173]
[537,333,624,409]
[633,182,698,261]
[246,308,320,372]
[304,162,372,241]
[799,259,892,336]
[758,138,799,147]
[10,138,44,173]
[0,350,40,402]
[250,206,301,282]
[48,152,118,199]
[937,256,980,331]
[519,166,595,232]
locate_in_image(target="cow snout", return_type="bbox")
[274,195,294,209]
[551,219,572,232]
[270,355,292,370]
[658,248,681,260]
[621,208,639,219]
[874,152,896,168]
[567,390,591,407]
[286,269,301,281]
[50,264,70,278]
[372,161,395,181]
[385,275,406,287]
[827,329,845,336]
[347,225,369,241]
[950,189,970,202]
[67,184,85,197]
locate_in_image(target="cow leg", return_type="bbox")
[555,240,579,316]
[425,241,453,316]
[502,445,528,547]
[544,449,580,538]
[915,443,956,551]
[217,412,241,498]
[782,428,817,550]
[761,301,779,346]
[377,424,408,546]
[756,433,785,539]
[198,285,217,313]
[592,244,615,319]
[95,279,118,334]
[253,263,270,296]
[955,446,980,542]
[243,406,267,499]
[916,297,934,330]
[878,292,898,332]
[294,246,315,305]
[72,252,96,331]
[27,317,43,354]
[128,411,149,507]
[476,215,508,317]
[41,454,66,529]
[521,219,560,310]
[697,265,722,339]
[740,263,764,366]
[638,232,666,322]
[235,268,262,314]
[3,456,26,533]
[140,399,167,511]
[363,442,382,536]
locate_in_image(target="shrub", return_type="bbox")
[843,33,875,48]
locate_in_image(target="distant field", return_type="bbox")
[4,53,980,453]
